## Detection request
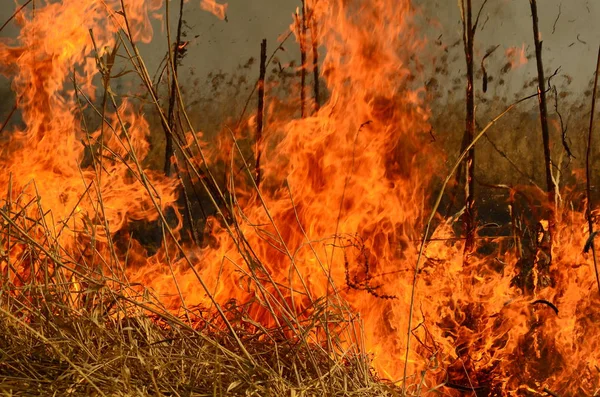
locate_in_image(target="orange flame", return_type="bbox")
[505,43,528,70]
[199,0,228,21]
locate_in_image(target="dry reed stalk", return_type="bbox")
[298,1,308,117]
[585,45,600,295]
[309,2,320,112]
[461,0,476,255]
[460,0,488,255]
[256,39,267,186]
[164,0,186,177]
[164,0,202,245]
[529,0,556,242]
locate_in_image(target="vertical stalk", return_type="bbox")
[256,39,267,186]
[309,4,320,112]
[462,0,476,254]
[164,0,186,176]
[298,0,307,117]
[586,45,600,295]
[529,0,556,240]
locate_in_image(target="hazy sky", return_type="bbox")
[135,0,600,96]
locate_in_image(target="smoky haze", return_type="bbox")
[2,1,599,97]
[1,0,600,187]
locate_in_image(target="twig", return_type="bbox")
[163,0,203,248]
[472,0,489,32]
[443,130,468,219]
[543,387,562,397]
[481,45,499,93]
[585,44,600,295]
[529,0,556,241]
[552,3,561,34]
[482,132,535,182]
[551,81,574,159]
[531,299,559,315]
[0,104,17,135]
[0,0,33,33]
[256,39,267,186]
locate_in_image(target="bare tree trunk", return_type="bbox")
[529,0,556,240]
[310,6,320,112]
[298,1,307,118]
[256,39,267,186]
[462,0,476,255]
[164,0,185,176]
[586,45,600,295]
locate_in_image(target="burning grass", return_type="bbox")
[0,187,397,396]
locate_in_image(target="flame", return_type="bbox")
[505,43,528,70]
[0,0,177,286]
[199,0,228,21]
[1,0,600,395]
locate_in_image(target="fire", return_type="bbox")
[199,0,228,21]
[505,43,528,70]
[1,0,600,395]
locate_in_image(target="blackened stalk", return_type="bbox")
[164,0,186,176]
[256,39,267,186]
[586,45,600,294]
[298,1,307,117]
[462,0,476,254]
[0,104,17,135]
[529,0,556,236]
[310,8,320,112]
[173,159,202,246]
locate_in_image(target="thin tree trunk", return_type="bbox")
[586,45,600,294]
[298,1,307,117]
[310,7,320,112]
[462,0,476,254]
[164,0,185,176]
[256,39,267,186]
[529,0,556,238]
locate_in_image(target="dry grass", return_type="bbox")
[0,290,397,396]
[0,184,400,396]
